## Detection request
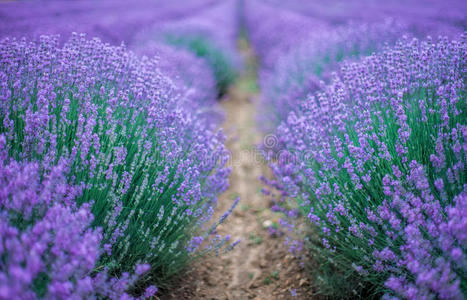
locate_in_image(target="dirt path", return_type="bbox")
[163,40,312,300]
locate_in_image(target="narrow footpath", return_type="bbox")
[164,39,312,300]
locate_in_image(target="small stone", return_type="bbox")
[262,219,273,228]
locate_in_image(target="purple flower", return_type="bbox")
[135,264,151,276]
[144,285,158,298]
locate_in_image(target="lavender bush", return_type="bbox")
[0,34,232,294]
[268,34,467,298]
[258,20,407,133]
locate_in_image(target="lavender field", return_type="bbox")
[0,0,466,299]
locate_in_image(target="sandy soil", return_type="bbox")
[161,41,313,300]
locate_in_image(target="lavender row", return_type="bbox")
[267,0,466,39]
[0,0,237,105]
[246,1,467,298]
[0,0,219,46]
[0,34,234,298]
[243,0,329,72]
[265,34,466,299]
[257,20,407,133]
[135,0,241,94]
[245,0,466,133]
